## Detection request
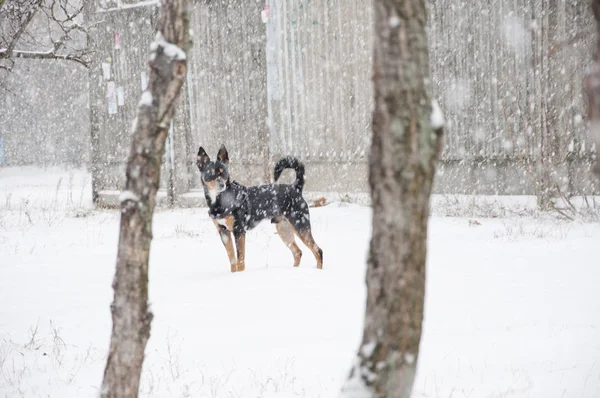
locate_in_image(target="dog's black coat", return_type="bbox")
[197,148,312,238]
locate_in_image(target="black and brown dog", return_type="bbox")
[197,145,323,272]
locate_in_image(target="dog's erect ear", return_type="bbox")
[216,144,229,164]
[197,146,211,170]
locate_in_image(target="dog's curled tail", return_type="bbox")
[274,157,305,192]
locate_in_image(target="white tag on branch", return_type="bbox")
[150,31,186,61]
[430,100,445,130]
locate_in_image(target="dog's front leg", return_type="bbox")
[234,232,246,272]
[213,220,238,272]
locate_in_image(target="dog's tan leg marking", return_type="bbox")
[223,215,235,231]
[276,219,302,267]
[294,227,323,269]
[235,233,246,272]
[212,217,237,272]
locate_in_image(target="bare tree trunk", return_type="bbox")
[586,0,600,176]
[83,0,101,204]
[100,0,190,396]
[342,1,443,397]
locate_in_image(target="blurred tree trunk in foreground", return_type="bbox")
[586,0,600,176]
[342,0,443,397]
[100,0,190,396]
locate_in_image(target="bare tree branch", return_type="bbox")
[1,0,43,57]
[0,0,89,77]
[9,46,87,66]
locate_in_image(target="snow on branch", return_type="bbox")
[150,32,187,61]
[139,91,153,107]
[119,190,140,204]
[96,0,160,13]
[430,100,445,130]
[2,47,88,67]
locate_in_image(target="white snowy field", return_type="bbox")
[1,167,600,398]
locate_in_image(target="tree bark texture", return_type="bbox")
[345,1,442,397]
[586,0,600,176]
[100,0,190,397]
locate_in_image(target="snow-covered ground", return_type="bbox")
[1,167,599,398]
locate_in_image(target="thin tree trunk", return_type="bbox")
[83,0,101,204]
[586,0,600,176]
[342,1,443,397]
[100,0,190,397]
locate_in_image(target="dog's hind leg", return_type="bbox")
[295,227,323,269]
[287,212,323,269]
[212,219,237,272]
[275,218,303,267]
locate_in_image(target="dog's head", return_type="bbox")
[197,145,230,194]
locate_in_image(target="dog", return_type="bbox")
[196,145,323,272]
